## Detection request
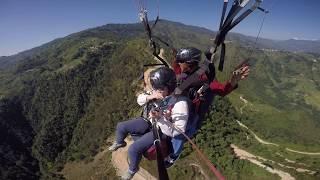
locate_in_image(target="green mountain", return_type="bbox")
[229,34,320,54]
[0,20,319,179]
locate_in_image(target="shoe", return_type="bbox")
[164,155,179,168]
[121,170,136,180]
[108,142,127,151]
[164,158,174,168]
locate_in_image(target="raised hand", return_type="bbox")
[230,65,250,87]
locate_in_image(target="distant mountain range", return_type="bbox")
[1,20,320,70]
[231,33,320,54]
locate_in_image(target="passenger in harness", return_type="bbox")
[108,67,190,180]
[165,47,250,168]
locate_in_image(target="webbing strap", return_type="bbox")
[226,0,262,32]
[151,118,169,180]
[219,0,240,32]
[214,0,263,71]
[219,0,229,30]
[174,59,211,95]
[218,43,226,71]
[192,98,201,113]
[139,8,170,68]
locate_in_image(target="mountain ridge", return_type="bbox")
[1,19,320,69]
[0,19,319,179]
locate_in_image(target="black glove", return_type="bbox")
[207,63,216,81]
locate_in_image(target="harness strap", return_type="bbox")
[192,97,201,113]
[174,59,211,95]
[151,117,169,180]
[219,0,229,29]
[225,0,262,32]
[139,7,172,68]
[213,0,263,71]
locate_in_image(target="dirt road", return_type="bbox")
[231,144,295,180]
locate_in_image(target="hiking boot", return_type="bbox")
[121,170,136,180]
[108,142,127,151]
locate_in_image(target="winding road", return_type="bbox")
[233,96,319,179]
[231,144,295,180]
[238,95,320,155]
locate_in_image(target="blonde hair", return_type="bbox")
[143,67,157,92]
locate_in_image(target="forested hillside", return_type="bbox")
[0,20,319,179]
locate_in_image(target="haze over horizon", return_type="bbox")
[1,0,319,56]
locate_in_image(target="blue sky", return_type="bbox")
[0,0,319,56]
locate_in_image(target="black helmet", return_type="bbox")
[149,67,176,93]
[176,47,202,64]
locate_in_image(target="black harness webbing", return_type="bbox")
[212,0,263,71]
[151,119,169,180]
[139,8,171,68]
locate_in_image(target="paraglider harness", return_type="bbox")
[141,95,179,152]
[141,94,225,180]
[140,96,178,180]
[175,60,215,115]
[136,1,269,179]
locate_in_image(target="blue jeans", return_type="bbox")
[170,92,215,159]
[115,117,154,172]
[170,113,199,159]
